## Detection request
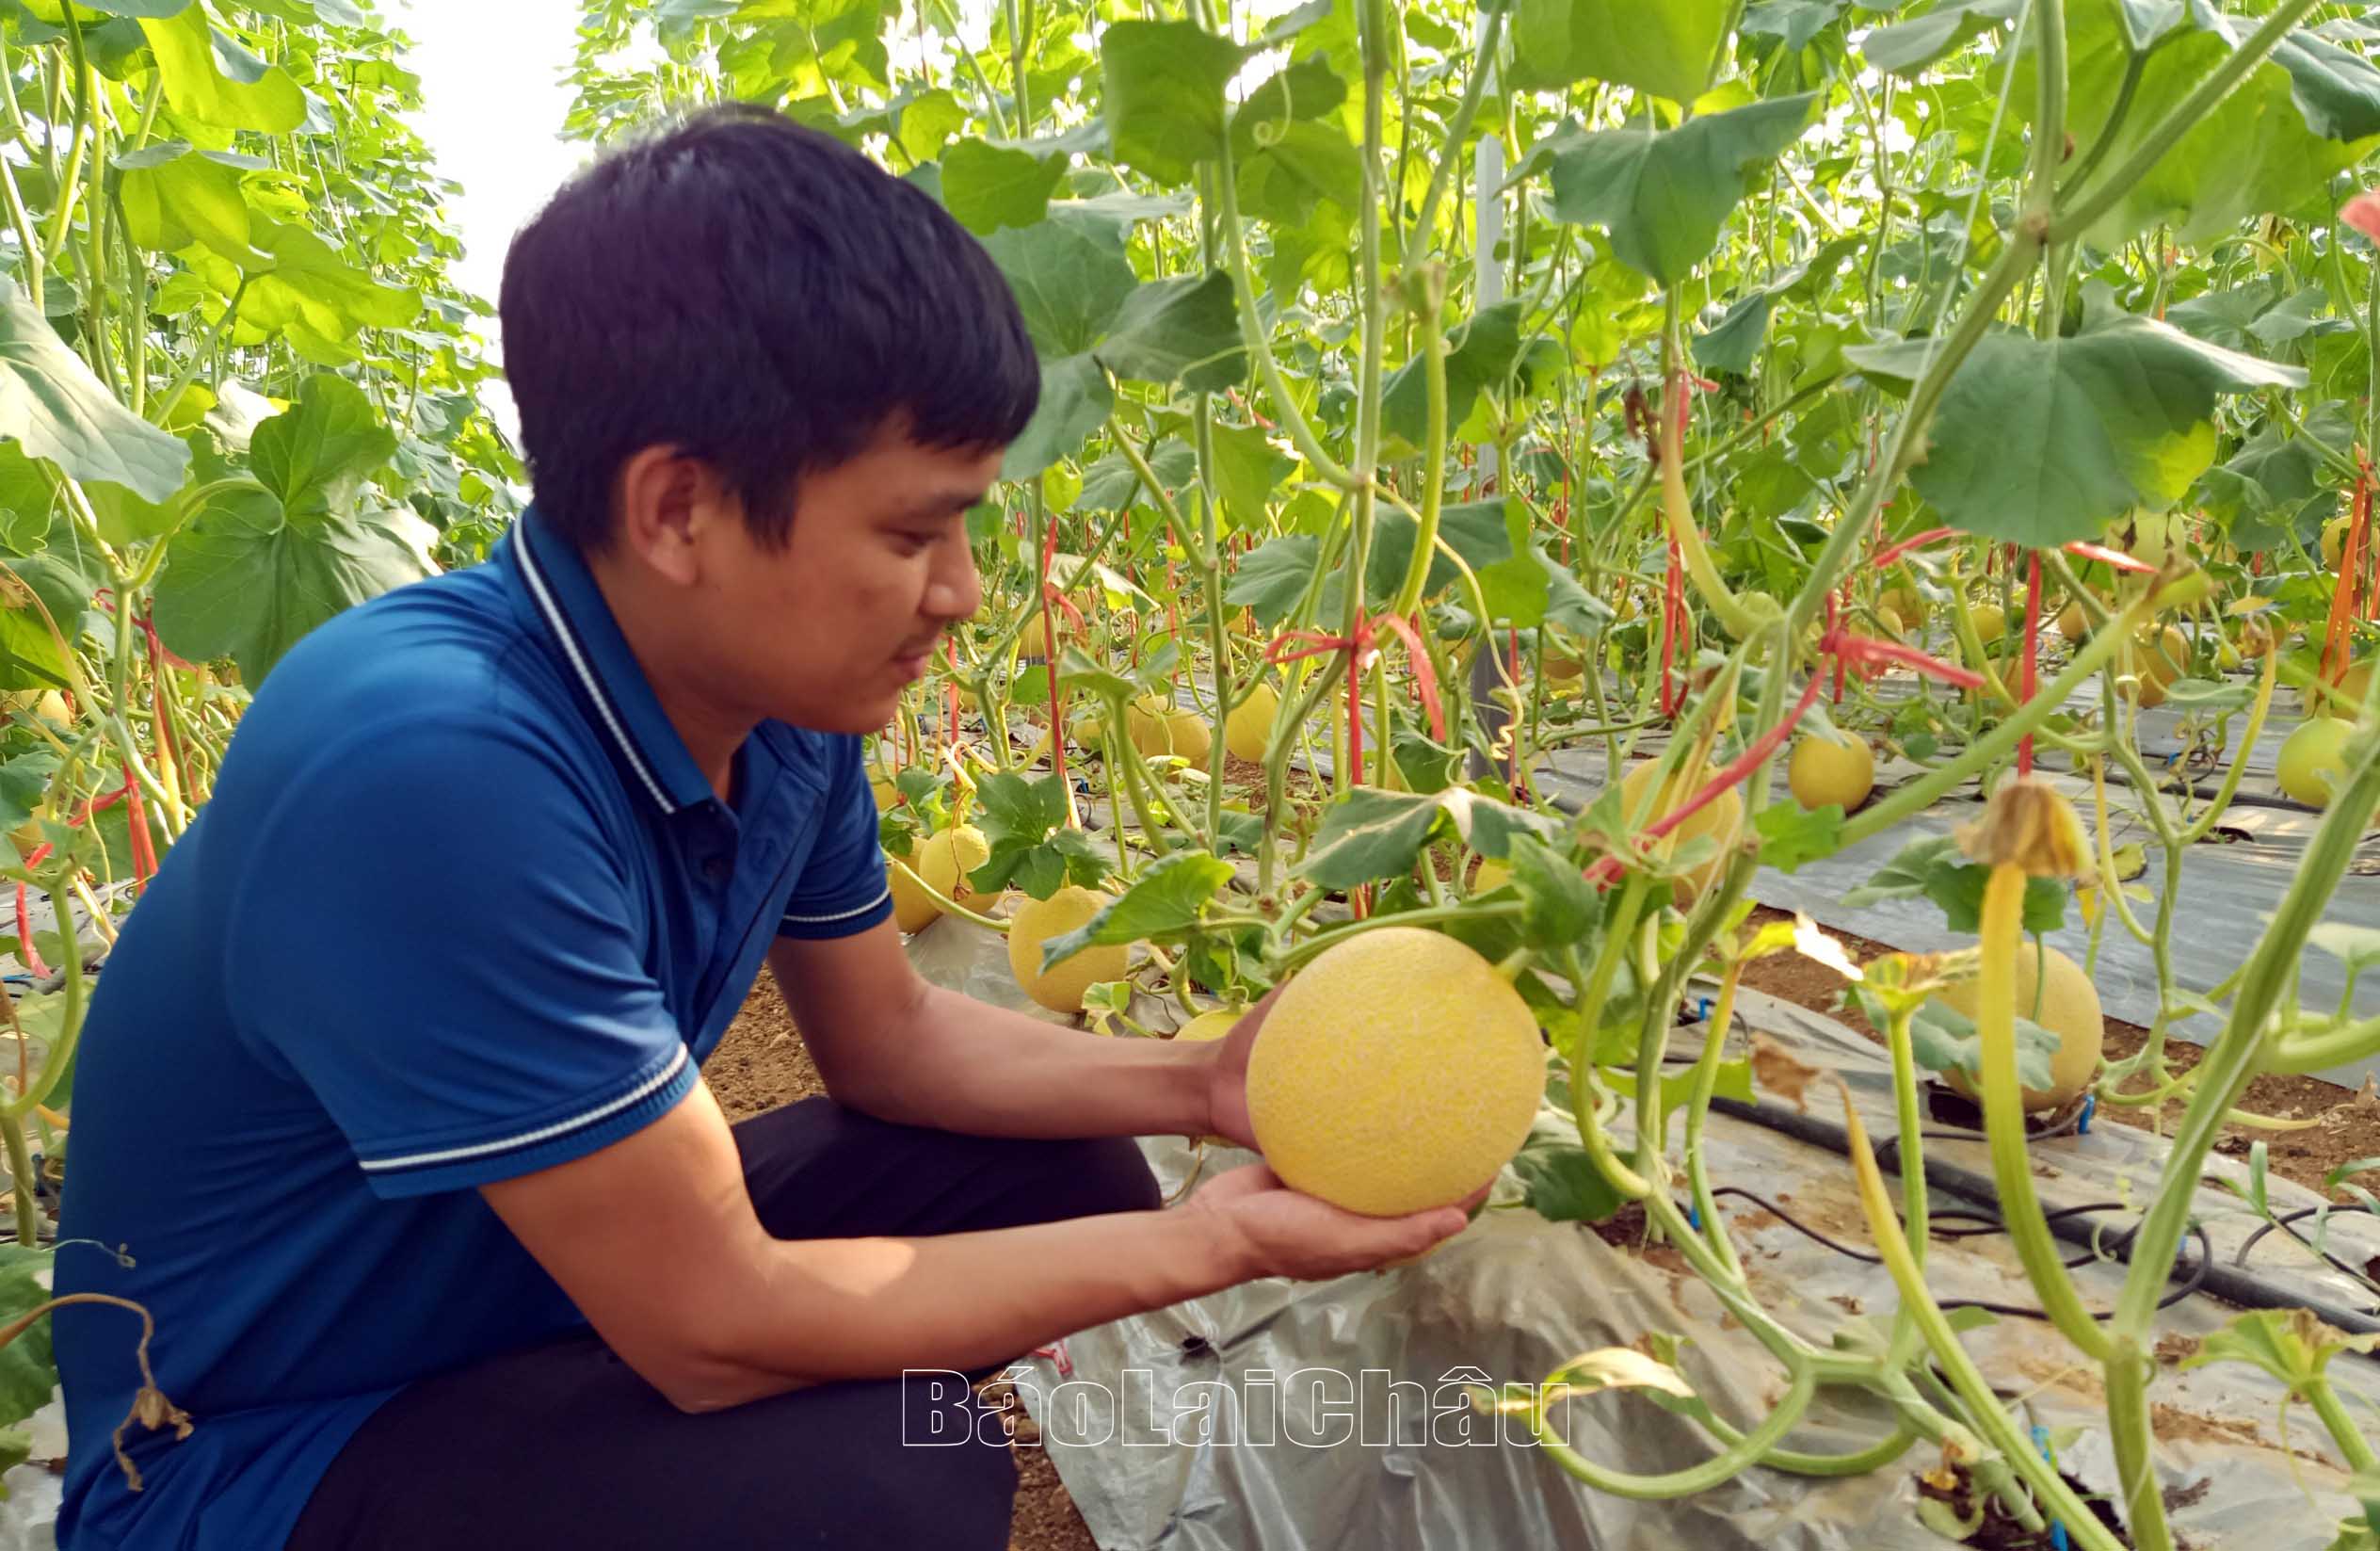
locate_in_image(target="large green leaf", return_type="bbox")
[251,375,394,516]
[2043,0,2380,247]
[196,218,419,348]
[1225,533,1321,626]
[1299,786,1561,888]
[1845,299,2302,547]
[1207,421,1293,531]
[115,142,255,263]
[152,486,429,683]
[1537,95,1818,284]
[1863,0,2025,75]
[1038,849,1233,971]
[1508,0,1731,102]
[0,278,187,502]
[981,211,1137,359]
[1093,272,1246,392]
[1742,0,1850,54]
[1100,20,1245,186]
[939,137,1065,234]
[999,353,1111,482]
[139,4,305,132]
[0,1244,52,1432]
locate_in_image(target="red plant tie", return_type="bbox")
[1265,612,1442,787]
[1869,525,1955,572]
[2063,539,2155,575]
[12,885,41,979]
[1584,622,1977,891]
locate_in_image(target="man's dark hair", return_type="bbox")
[499,104,1039,550]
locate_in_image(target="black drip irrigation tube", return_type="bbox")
[1706,1092,2380,1345]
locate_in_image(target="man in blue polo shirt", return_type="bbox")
[50,105,1471,1549]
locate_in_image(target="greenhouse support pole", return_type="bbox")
[1464,14,1508,781]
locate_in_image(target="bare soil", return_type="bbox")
[704,971,1098,1551]
[1734,906,2380,1196]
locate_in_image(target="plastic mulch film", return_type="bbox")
[892,903,2380,1549]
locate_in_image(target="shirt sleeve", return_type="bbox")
[778,735,893,940]
[224,715,698,1200]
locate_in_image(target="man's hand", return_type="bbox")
[1198,989,1278,1151]
[1185,1164,1484,1282]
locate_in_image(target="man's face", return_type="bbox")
[694,425,997,735]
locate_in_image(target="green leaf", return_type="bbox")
[1508,832,1599,950]
[939,137,1065,234]
[1297,786,1559,889]
[1078,437,1197,512]
[2045,0,2380,248]
[1299,787,1454,888]
[1537,95,1818,284]
[1100,20,1246,186]
[1234,118,1364,227]
[1921,863,2068,936]
[0,1243,54,1431]
[1863,0,2024,75]
[1207,421,1292,531]
[1038,849,1232,971]
[1507,0,1730,102]
[1753,801,1841,874]
[981,211,1137,359]
[249,375,394,515]
[1865,991,2060,1091]
[0,751,56,831]
[1742,0,1848,54]
[115,142,255,263]
[1353,497,1514,610]
[139,4,305,132]
[1656,1058,1753,1118]
[152,486,429,684]
[2179,1308,2379,1386]
[0,277,188,502]
[226,218,419,338]
[1845,300,2302,548]
[1093,272,1246,392]
[1000,353,1110,481]
[1509,1134,1626,1224]
[1230,54,1344,142]
[1692,265,1807,376]
[1841,832,1962,909]
[1225,533,1320,627]
[2310,922,2380,975]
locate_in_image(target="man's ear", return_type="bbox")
[611,445,735,587]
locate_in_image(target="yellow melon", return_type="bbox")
[2325,513,2356,570]
[1246,928,1545,1216]
[1881,585,1927,628]
[2278,717,2356,807]
[888,840,941,933]
[1165,710,1213,767]
[1617,760,1744,906]
[1938,945,2103,1113]
[2117,624,2189,708]
[1007,885,1128,1013]
[1788,732,1874,812]
[1225,682,1279,764]
[917,824,990,911]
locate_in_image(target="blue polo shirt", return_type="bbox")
[51,509,894,1549]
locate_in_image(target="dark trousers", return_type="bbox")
[284,1098,1161,1549]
